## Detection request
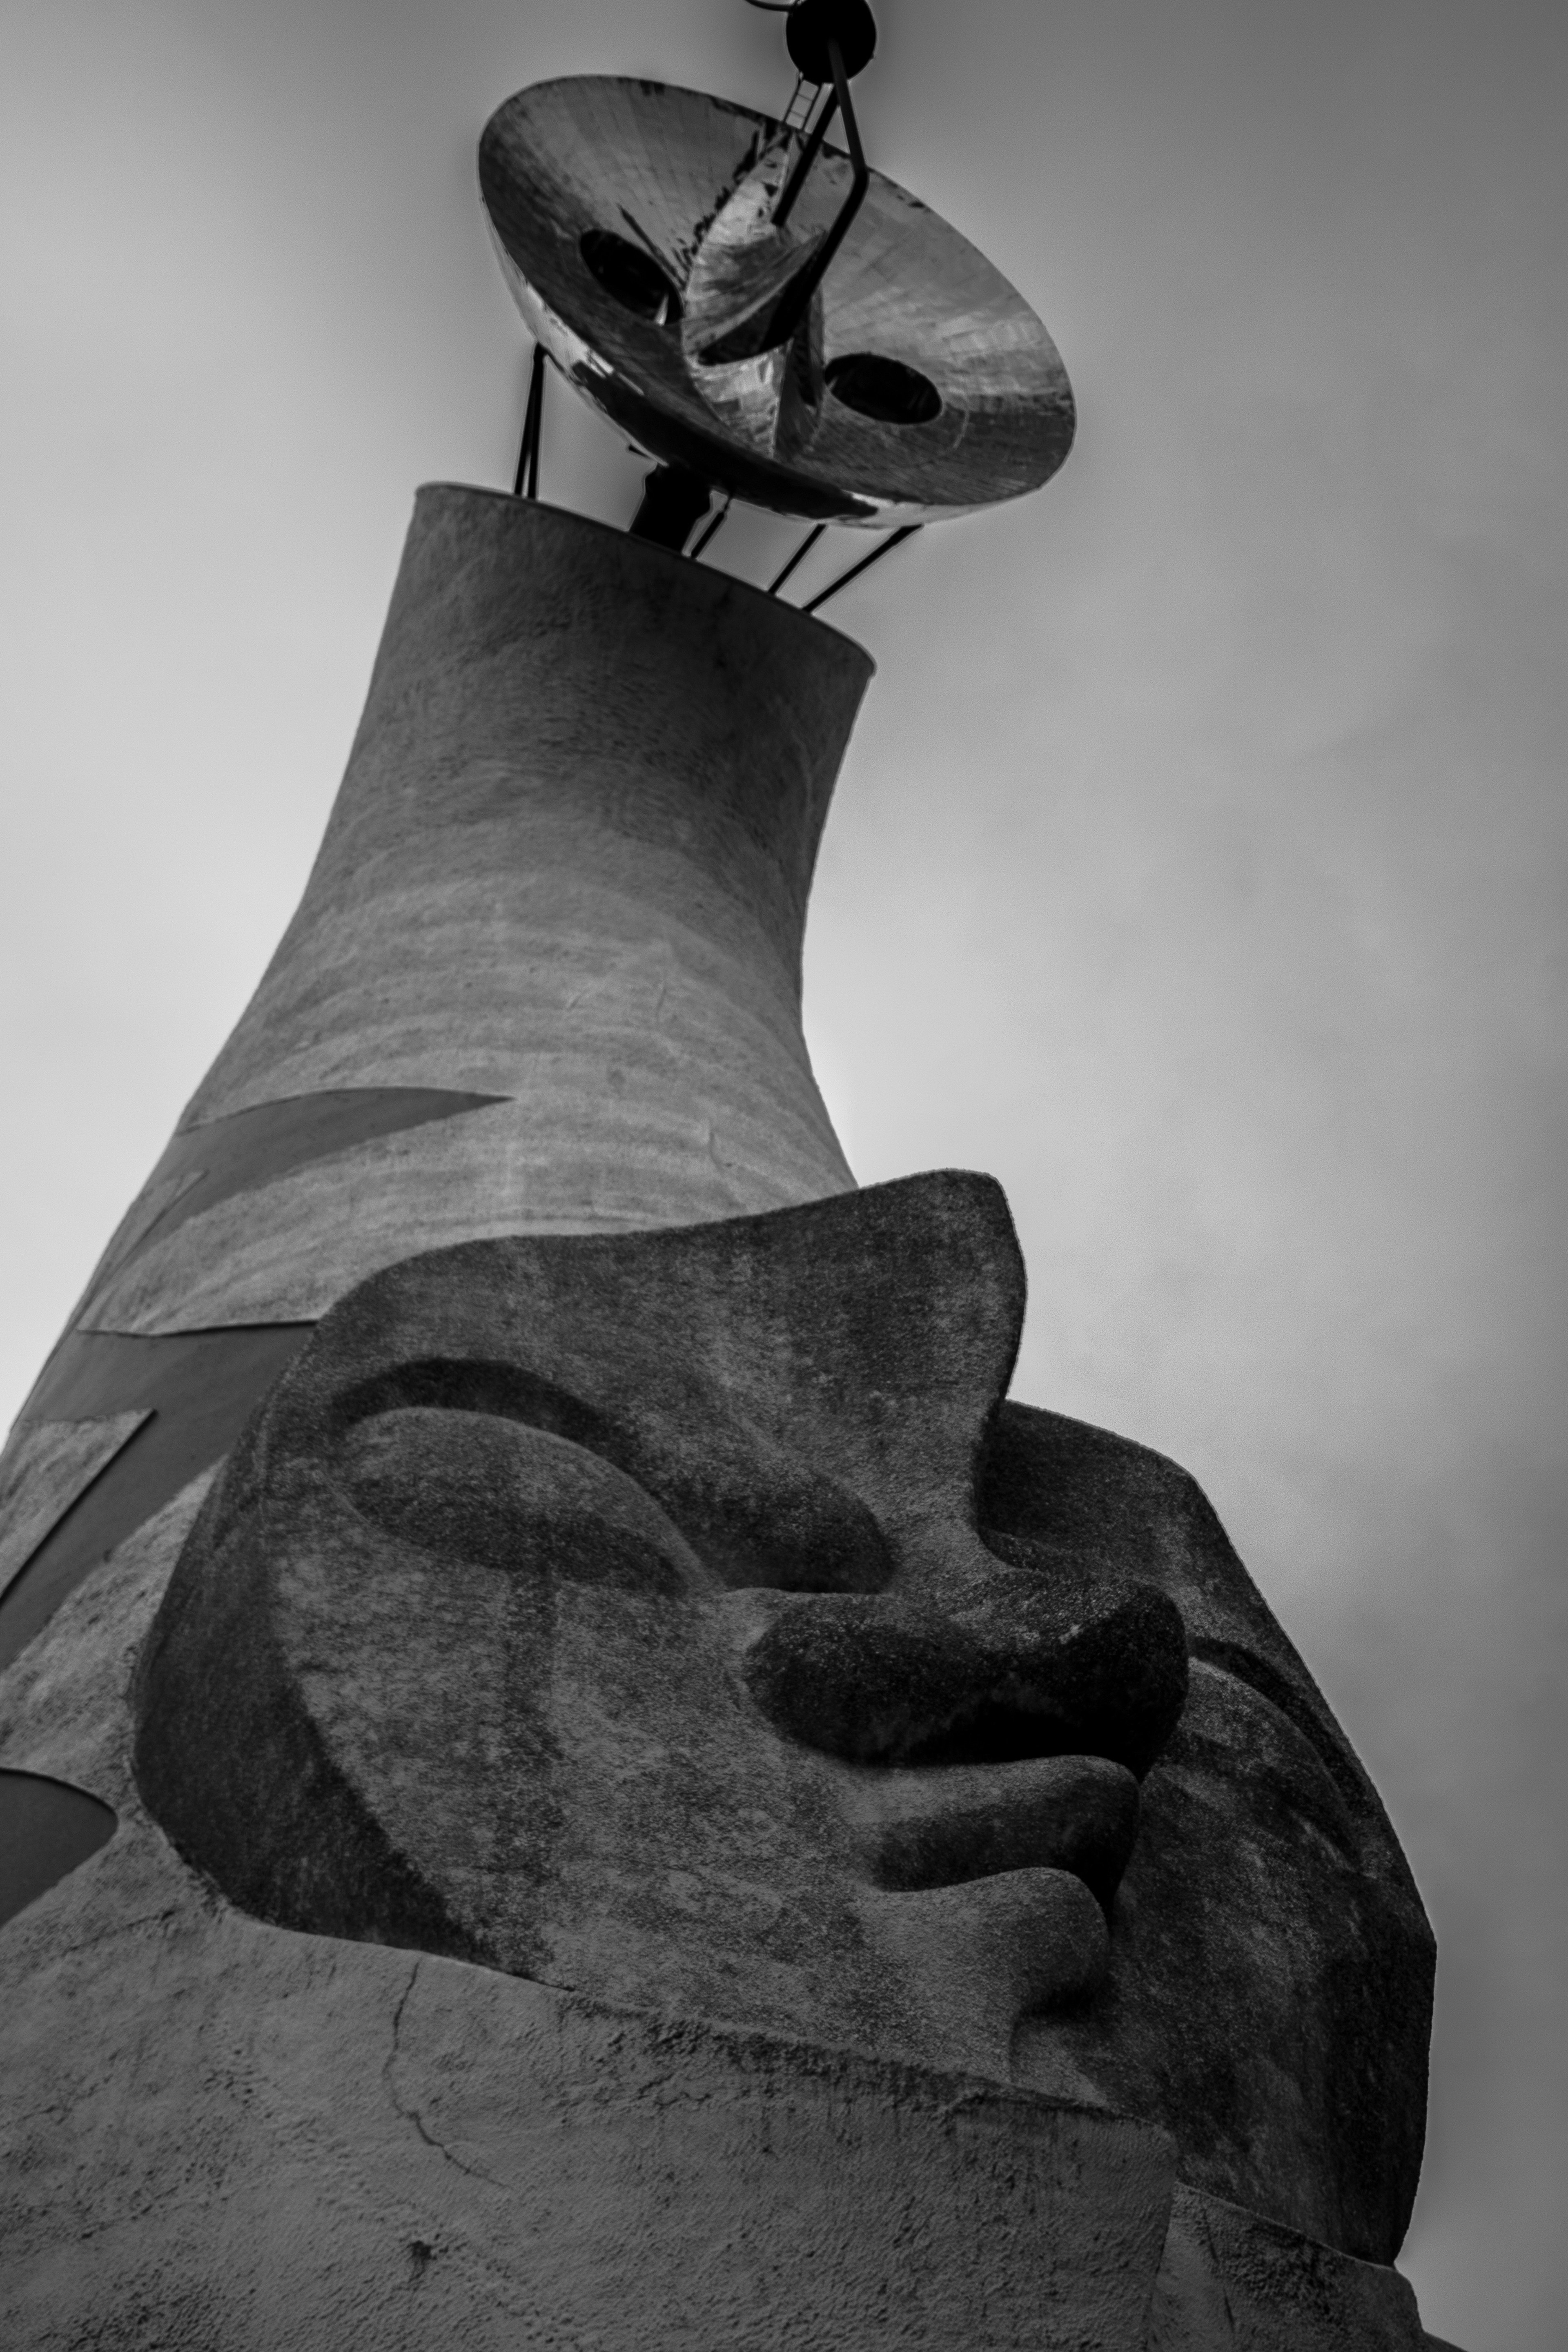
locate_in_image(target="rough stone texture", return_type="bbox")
[2,1434,1426,2351]
[133,1170,1431,2292]
[0,492,866,1682]
[0,486,1449,2345]
[10,1477,1182,2352]
[128,485,866,1325]
[135,1172,1185,2075]
[982,1407,1435,2263]
[1147,2187,1425,2350]
[194,487,866,1146]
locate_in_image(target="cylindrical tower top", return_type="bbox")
[80,488,870,1342]
[192,485,869,1149]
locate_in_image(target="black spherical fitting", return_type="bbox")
[786,0,878,84]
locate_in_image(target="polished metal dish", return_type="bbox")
[479,76,1074,526]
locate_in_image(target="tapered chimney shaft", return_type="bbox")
[0,487,868,1670]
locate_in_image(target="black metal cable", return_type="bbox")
[768,523,826,594]
[690,497,733,559]
[513,343,546,499]
[801,524,920,612]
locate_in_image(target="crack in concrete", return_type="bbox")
[383,1958,502,2187]
[12,1900,187,1966]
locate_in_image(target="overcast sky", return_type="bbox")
[3,2,1564,2343]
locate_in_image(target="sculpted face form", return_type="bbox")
[136,1171,1432,2266]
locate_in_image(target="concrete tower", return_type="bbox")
[0,487,866,1672]
[0,491,950,2345]
[1,18,1452,2350]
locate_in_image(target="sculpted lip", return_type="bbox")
[737,1577,1185,1922]
[842,1752,1140,1908]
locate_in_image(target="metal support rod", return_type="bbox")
[801,524,921,613]
[689,497,733,560]
[768,523,826,595]
[513,343,546,499]
[773,87,840,230]
[764,39,869,350]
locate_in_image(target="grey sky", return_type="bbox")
[3,3,1564,2343]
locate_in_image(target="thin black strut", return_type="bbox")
[513,343,546,499]
[773,87,840,230]
[765,38,870,346]
[802,524,920,613]
[768,523,826,595]
[690,496,732,559]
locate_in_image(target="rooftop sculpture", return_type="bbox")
[0,7,1454,2347]
[482,0,1073,575]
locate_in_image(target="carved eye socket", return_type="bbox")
[339,1408,712,1599]
[825,352,942,425]
[579,229,683,326]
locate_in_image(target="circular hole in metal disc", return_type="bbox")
[825,352,943,425]
[580,229,683,325]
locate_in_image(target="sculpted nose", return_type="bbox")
[740,1542,1188,1780]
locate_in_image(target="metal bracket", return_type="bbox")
[513,343,547,499]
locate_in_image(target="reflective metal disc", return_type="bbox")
[480,77,1075,526]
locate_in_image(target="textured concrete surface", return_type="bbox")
[1,1442,1428,2350]
[0,492,865,1668]
[11,1476,1181,2352]
[170,484,866,1250]
[53,488,867,1354]
[984,1405,1434,2263]
[1147,2187,1426,2350]
[136,1171,1184,2077]
[134,1169,1430,2277]
[0,490,1448,2344]
[76,486,866,1335]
